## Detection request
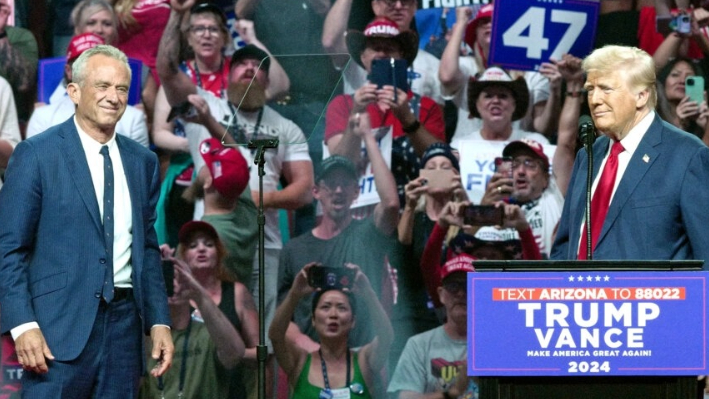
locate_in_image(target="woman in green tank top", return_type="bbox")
[270,263,393,398]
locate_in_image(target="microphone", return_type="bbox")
[579,114,595,260]
[578,115,596,150]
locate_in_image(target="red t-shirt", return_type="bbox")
[184,59,231,99]
[117,0,171,83]
[638,6,705,58]
[324,93,445,143]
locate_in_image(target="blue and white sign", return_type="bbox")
[489,0,600,71]
[468,271,709,376]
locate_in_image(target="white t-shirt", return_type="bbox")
[343,49,444,105]
[450,128,549,149]
[185,88,311,249]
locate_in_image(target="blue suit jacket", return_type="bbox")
[0,117,170,360]
[551,114,709,268]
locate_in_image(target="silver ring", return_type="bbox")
[497,186,502,193]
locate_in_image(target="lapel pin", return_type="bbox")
[642,154,650,163]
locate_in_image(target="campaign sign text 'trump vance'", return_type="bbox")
[468,271,709,376]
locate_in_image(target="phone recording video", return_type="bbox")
[308,266,355,290]
[463,205,504,226]
[369,58,409,92]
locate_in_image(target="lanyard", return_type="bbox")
[158,317,192,398]
[193,58,226,99]
[319,347,350,395]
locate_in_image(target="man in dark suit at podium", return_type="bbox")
[551,45,709,269]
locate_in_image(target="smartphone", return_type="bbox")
[494,156,514,178]
[419,168,458,190]
[161,260,174,297]
[463,205,504,226]
[656,14,691,35]
[167,100,197,122]
[308,266,355,290]
[673,14,692,34]
[369,58,409,92]
[685,76,705,104]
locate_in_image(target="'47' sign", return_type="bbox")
[489,0,599,71]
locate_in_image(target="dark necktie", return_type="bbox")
[100,145,114,302]
[578,141,624,260]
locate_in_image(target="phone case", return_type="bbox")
[685,76,705,104]
[369,58,409,92]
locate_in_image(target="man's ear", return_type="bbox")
[67,82,80,105]
[635,88,650,109]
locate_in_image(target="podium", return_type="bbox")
[470,260,705,399]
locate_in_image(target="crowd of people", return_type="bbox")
[1,0,709,398]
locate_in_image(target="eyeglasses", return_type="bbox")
[511,158,541,171]
[442,280,467,294]
[377,0,416,7]
[190,25,221,36]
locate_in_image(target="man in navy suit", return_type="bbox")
[0,45,173,398]
[551,45,709,268]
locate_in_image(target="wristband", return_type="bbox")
[402,120,420,134]
[0,31,6,39]
[566,90,584,98]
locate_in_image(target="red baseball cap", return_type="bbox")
[66,33,105,63]
[440,254,476,281]
[199,138,250,198]
[464,4,493,50]
[503,139,550,172]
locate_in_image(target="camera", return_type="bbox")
[308,266,355,290]
[463,205,504,226]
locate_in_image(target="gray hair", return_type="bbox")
[72,45,131,86]
[71,0,119,45]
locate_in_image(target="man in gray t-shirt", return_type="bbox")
[388,255,478,398]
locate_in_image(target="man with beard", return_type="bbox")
[156,0,313,370]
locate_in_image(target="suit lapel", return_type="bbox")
[596,116,662,247]
[116,136,141,231]
[59,119,103,235]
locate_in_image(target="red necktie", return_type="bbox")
[578,141,624,259]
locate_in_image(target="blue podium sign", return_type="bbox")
[488,0,599,71]
[468,271,709,376]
